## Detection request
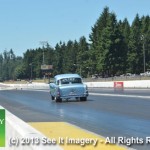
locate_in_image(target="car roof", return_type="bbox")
[55,74,81,80]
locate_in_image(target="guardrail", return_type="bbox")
[1,79,150,89]
[83,75,150,82]
[85,80,150,88]
[0,106,62,150]
[0,83,49,90]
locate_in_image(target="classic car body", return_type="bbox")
[49,74,88,102]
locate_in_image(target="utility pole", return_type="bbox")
[39,41,48,65]
[141,35,146,73]
[29,63,32,81]
[39,41,48,81]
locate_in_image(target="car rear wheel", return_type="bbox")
[56,97,62,103]
[80,97,87,101]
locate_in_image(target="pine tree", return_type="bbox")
[128,14,143,73]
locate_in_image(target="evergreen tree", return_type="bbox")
[128,14,143,73]
[141,16,150,70]
[53,42,64,75]
[89,7,110,76]
[77,36,89,77]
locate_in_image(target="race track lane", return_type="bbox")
[0,89,150,150]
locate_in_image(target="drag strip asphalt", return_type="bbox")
[0,88,150,150]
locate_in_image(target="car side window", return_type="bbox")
[61,78,69,84]
[54,78,57,85]
[56,80,60,85]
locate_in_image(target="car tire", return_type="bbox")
[51,95,54,100]
[80,97,87,101]
[56,97,62,103]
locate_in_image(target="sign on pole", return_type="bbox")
[41,65,53,70]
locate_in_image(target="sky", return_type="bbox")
[0,0,150,56]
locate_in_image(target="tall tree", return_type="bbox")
[141,16,150,70]
[77,36,89,77]
[128,14,143,73]
[89,7,110,75]
[53,42,64,75]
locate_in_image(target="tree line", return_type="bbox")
[0,7,150,80]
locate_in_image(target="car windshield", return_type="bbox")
[60,77,82,84]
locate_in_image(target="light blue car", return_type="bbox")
[49,74,88,102]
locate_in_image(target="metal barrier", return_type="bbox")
[83,76,150,82]
[0,106,62,150]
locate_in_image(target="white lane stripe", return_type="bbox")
[90,93,150,99]
[21,89,49,92]
[5,88,150,100]
[23,89,150,99]
[88,88,150,91]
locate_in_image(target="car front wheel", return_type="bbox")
[80,97,87,101]
[51,95,54,100]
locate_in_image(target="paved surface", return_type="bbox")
[0,88,150,149]
[29,122,125,150]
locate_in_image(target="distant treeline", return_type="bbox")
[0,7,150,80]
